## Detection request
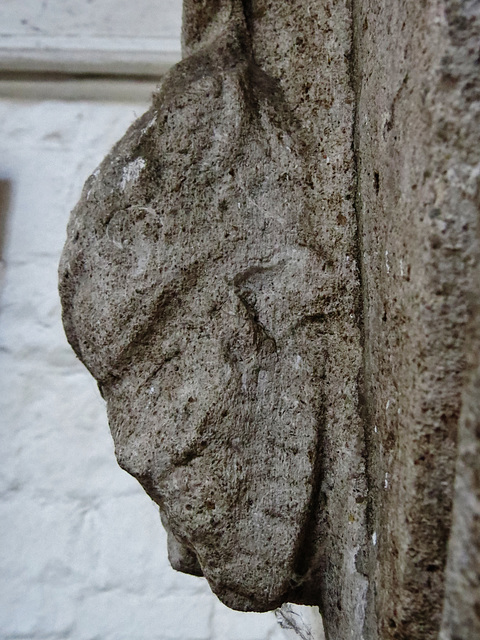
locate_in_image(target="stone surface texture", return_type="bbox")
[353,0,480,638]
[438,7,480,635]
[60,0,366,633]
[440,249,480,640]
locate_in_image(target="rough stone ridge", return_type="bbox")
[438,7,480,638]
[59,0,365,624]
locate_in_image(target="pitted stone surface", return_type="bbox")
[60,0,365,623]
[51,0,480,635]
[352,0,480,637]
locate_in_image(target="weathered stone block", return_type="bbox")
[60,0,480,636]
[60,0,365,629]
[352,0,480,637]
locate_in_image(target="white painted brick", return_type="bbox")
[212,600,284,640]
[0,498,78,583]
[153,595,215,640]
[75,593,214,640]
[0,582,75,637]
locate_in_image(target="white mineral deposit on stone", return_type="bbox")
[120,157,146,190]
[372,532,377,546]
[384,473,389,490]
[275,605,325,640]
[106,224,124,250]
[142,115,157,134]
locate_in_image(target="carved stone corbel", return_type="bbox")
[59,0,366,627]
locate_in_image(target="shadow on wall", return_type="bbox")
[0,179,11,290]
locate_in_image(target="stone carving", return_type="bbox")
[59,0,362,615]
[59,0,480,634]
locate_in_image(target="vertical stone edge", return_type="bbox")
[439,227,480,639]
[439,1,480,636]
[350,0,377,636]
[352,0,480,638]
[244,2,369,636]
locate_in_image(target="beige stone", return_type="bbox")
[353,0,480,637]
[60,0,365,625]
[60,0,480,637]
